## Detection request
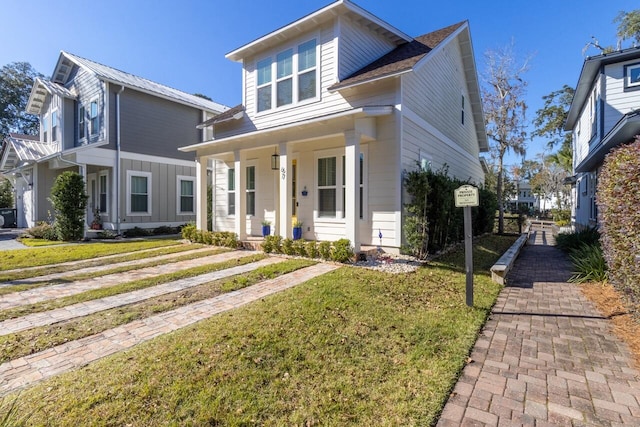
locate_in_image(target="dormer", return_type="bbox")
[26,78,77,151]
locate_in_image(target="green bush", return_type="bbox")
[49,171,88,241]
[281,238,295,256]
[181,223,197,241]
[262,235,282,254]
[153,226,176,235]
[555,227,600,253]
[293,239,307,257]
[598,137,640,302]
[24,221,58,240]
[0,178,13,208]
[181,227,239,249]
[331,239,354,263]
[305,241,318,258]
[124,227,152,238]
[318,241,332,260]
[568,243,608,283]
[551,209,571,225]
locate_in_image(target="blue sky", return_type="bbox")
[1,0,636,168]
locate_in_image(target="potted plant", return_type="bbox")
[90,209,102,230]
[292,219,303,240]
[261,220,271,237]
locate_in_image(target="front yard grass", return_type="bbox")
[8,235,516,426]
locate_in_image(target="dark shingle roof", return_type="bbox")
[329,21,465,91]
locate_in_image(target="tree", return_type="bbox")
[533,85,575,173]
[615,10,640,46]
[482,43,529,234]
[0,62,43,141]
[0,177,13,208]
[49,172,88,241]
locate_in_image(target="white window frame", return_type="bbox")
[51,109,58,142]
[89,98,99,136]
[227,167,235,216]
[78,104,86,141]
[254,36,320,115]
[126,170,152,216]
[42,114,49,143]
[176,175,196,215]
[99,171,109,214]
[625,62,640,89]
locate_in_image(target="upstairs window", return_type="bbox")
[255,38,318,113]
[51,111,58,141]
[90,100,99,136]
[79,105,86,140]
[461,95,465,125]
[625,63,640,89]
[42,115,48,143]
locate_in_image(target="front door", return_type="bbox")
[87,173,97,225]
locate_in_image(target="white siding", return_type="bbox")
[603,60,640,134]
[573,76,601,168]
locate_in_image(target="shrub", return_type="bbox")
[555,227,600,253]
[181,224,197,241]
[0,178,13,208]
[568,243,608,283]
[318,241,332,260]
[331,239,354,263]
[124,227,151,238]
[281,238,295,255]
[305,241,319,258]
[49,171,88,241]
[24,222,58,240]
[598,137,640,302]
[262,235,282,254]
[551,209,571,225]
[181,227,239,249]
[293,239,307,257]
[153,225,175,235]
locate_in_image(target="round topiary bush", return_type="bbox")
[597,136,640,302]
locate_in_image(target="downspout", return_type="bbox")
[115,86,125,235]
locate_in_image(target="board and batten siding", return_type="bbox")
[65,66,106,146]
[119,158,196,225]
[603,60,640,134]
[337,15,397,80]
[119,89,199,161]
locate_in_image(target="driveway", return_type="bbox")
[0,229,27,250]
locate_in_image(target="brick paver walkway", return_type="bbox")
[438,225,640,426]
[0,262,338,396]
[0,257,283,336]
[0,250,255,310]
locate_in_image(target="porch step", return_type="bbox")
[242,237,264,251]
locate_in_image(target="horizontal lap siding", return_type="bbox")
[401,37,483,184]
[120,158,195,225]
[604,61,640,134]
[573,77,600,167]
[119,90,199,161]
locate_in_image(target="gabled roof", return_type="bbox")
[329,21,465,91]
[197,105,245,129]
[50,51,228,113]
[226,0,411,62]
[565,46,640,130]
[26,77,77,115]
[0,134,56,172]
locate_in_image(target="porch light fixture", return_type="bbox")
[271,149,279,170]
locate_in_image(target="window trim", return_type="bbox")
[89,98,99,136]
[254,35,320,115]
[176,175,196,215]
[624,62,640,89]
[227,167,235,216]
[126,170,152,216]
[99,171,109,214]
[246,163,256,217]
[78,104,86,141]
[51,109,58,142]
[42,114,49,143]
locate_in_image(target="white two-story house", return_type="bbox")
[565,46,640,230]
[180,0,488,252]
[0,52,226,232]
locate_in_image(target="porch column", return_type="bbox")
[195,156,208,231]
[344,130,361,253]
[278,142,292,239]
[234,150,247,240]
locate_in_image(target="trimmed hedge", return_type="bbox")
[597,137,640,303]
[181,224,239,249]
[262,235,354,263]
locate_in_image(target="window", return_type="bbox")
[79,105,86,140]
[589,87,597,138]
[318,157,336,217]
[461,95,465,125]
[246,166,256,216]
[177,176,195,214]
[588,172,598,221]
[625,63,640,89]
[42,115,48,142]
[228,168,235,215]
[90,100,99,136]
[51,111,58,141]
[255,38,318,113]
[99,173,108,213]
[127,171,151,215]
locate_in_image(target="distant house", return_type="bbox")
[565,46,640,230]
[0,52,226,232]
[180,0,488,252]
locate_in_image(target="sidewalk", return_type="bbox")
[438,225,640,426]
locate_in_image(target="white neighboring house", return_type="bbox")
[180,0,488,253]
[565,46,640,230]
[0,52,226,232]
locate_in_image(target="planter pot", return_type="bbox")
[262,225,271,237]
[293,226,302,240]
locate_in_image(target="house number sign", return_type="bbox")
[281,167,286,181]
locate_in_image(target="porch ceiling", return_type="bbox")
[182,106,393,158]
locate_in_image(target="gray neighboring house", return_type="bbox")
[0,51,227,232]
[565,46,640,230]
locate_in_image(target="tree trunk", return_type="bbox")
[497,152,505,234]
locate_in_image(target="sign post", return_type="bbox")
[454,185,479,307]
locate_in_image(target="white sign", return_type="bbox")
[454,185,479,208]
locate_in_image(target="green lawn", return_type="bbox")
[3,235,516,426]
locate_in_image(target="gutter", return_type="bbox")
[115,86,125,235]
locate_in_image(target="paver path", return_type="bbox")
[0,246,217,286]
[0,257,283,336]
[0,250,256,310]
[438,225,640,426]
